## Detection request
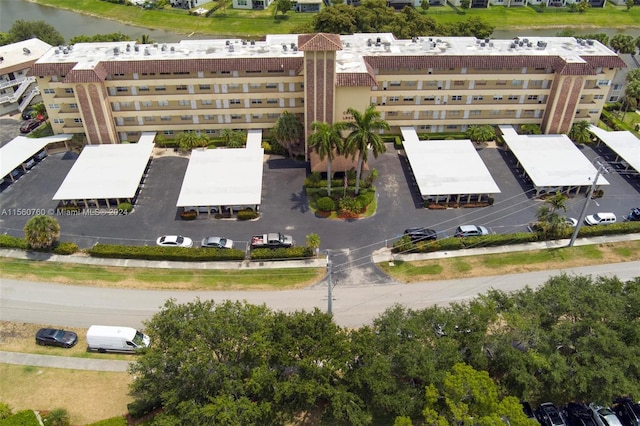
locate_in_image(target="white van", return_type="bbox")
[584,212,617,226]
[86,325,151,353]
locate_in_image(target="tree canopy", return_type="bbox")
[3,20,64,46]
[129,275,640,423]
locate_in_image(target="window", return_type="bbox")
[594,95,604,100]
[141,101,152,107]
[265,83,278,89]
[158,100,169,106]
[472,95,483,101]
[451,95,463,101]
[511,80,522,86]
[268,69,284,73]
[155,86,166,91]
[121,102,131,107]
[424,96,435,101]
[180,115,192,121]
[470,110,481,116]
[389,81,401,87]
[589,109,599,114]
[160,116,171,121]
[527,95,538,101]
[267,113,279,119]
[496,80,507,86]
[144,116,155,122]
[228,84,240,90]
[425,81,438,87]
[203,114,215,120]
[493,95,503,101]
[124,117,135,122]
[490,110,501,115]
[48,104,60,109]
[53,118,64,124]
[246,70,261,74]
[453,80,465,86]
[230,99,241,105]
[116,86,128,92]
[387,111,398,116]
[205,129,216,134]
[448,111,461,116]
[65,88,74,94]
[221,71,230,74]
[44,88,55,94]
[178,100,190,106]
[238,0,247,5]
[508,95,519,101]
[230,114,242,119]
[251,99,263,104]
[139,86,150,92]
[176,85,188,91]
[250,83,261,89]
[475,81,487,86]
[402,111,412,116]
[201,99,213,105]
[613,84,623,90]
[596,80,610,86]
[267,99,278,104]
[388,96,399,102]
[529,80,543,87]
[403,97,415,102]
[69,103,78,109]
[252,114,263,119]
[199,85,211,90]
[163,130,174,135]
[73,118,83,123]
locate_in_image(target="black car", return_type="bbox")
[20,118,43,134]
[612,398,640,426]
[404,227,437,242]
[21,106,35,120]
[35,328,78,348]
[565,402,598,426]
[537,403,568,426]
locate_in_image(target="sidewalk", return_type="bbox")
[0,351,130,372]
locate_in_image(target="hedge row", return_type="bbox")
[87,244,246,261]
[0,410,40,426]
[250,246,314,260]
[0,235,79,255]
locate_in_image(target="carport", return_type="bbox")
[499,125,609,196]
[0,135,72,182]
[401,131,501,204]
[176,143,264,217]
[588,125,640,174]
[53,134,155,209]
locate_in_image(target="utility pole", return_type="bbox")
[326,250,333,315]
[568,158,608,247]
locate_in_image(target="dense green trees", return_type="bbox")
[129,275,640,424]
[2,20,65,46]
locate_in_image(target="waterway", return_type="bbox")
[0,0,639,43]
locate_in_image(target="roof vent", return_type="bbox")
[522,38,528,44]
[226,40,230,46]
[23,47,31,55]
[367,39,372,47]
[63,48,69,55]
[510,43,517,49]
[290,42,295,50]
[485,38,490,43]
[586,39,594,46]
[411,36,418,43]
[480,42,486,47]
[126,44,131,52]
[170,46,175,52]
[114,47,120,55]
[292,45,298,52]
[144,47,151,56]
[242,40,247,46]
[282,44,288,51]
[228,44,234,52]
[250,40,255,46]
[54,48,60,54]
[134,45,140,52]
[161,44,167,51]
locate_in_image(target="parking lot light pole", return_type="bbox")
[568,159,608,247]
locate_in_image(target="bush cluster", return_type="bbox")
[88,244,246,261]
[117,202,133,213]
[0,234,29,250]
[316,197,335,212]
[0,409,40,425]
[179,210,197,220]
[236,209,259,220]
[393,233,539,254]
[250,246,314,260]
[52,242,80,255]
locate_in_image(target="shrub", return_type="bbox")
[127,398,161,419]
[52,242,79,255]
[250,246,314,260]
[0,410,39,425]
[42,408,70,426]
[316,197,335,212]
[179,210,197,220]
[237,209,259,220]
[0,234,29,250]
[117,202,132,213]
[88,244,246,261]
[0,402,12,420]
[308,172,322,184]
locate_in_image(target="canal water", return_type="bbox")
[1,0,639,42]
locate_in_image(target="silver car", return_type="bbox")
[201,236,234,249]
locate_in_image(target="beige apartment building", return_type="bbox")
[31,33,624,153]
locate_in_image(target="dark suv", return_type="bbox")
[612,398,640,426]
[565,402,598,426]
[404,227,437,242]
[626,208,640,222]
[536,403,568,426]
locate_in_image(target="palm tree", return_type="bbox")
[23,215,60,249]
[343,105,390,195]
[466,124,496,143]
[308,121,345,196]
[568,120,592,144]
[535,193,568,239]
[520,124,541,135]
[271,111,304,157]
[32,102,47,120]
[138,34,154,45]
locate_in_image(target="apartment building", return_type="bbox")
[31,33,624,153]
[0,38,52,117]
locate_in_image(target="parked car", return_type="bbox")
[20,118,43,133]
[35,328,78,348]
[404,227,437,242]
[455,225,489,237]
[565,402,598,426]
[625,208,640,222]
[156,235,193,248]
[34,149,48,161]
[589,405,624,426]
[536,402,568,426]
[611,398,640,426]
[24,158,36,170]
[584,212,617,226]
[21,106,35,120]
[201,236,234,249]
[522,402,536,420]
[564,217,578,227]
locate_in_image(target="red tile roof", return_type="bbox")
[298,33,343,51]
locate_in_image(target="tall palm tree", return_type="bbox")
[308,121,345,196]
[23,215,60,249]
[343,105,389,195]
[536,193,568,239]
[271,111,304,157]
[568,120,592,145]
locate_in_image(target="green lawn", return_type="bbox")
[30,0,640,38]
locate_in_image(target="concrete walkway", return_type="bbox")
[0,350,130,372]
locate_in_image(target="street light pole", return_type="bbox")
[326,250,333,315]
[568,158,607,247]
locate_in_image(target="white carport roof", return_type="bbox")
[499,125,609,187]
[1,135,72,178]
[402,139,501,196]
[53,138,155,200]
[246,129,263,150]
[588,125,640,172]
[401,126,420,144]
[176,147,264,207]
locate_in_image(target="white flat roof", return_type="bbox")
[400,126,420,144]
[402,139,501,196]
[246,129,263,150]
[588,125,640,172]
[0,38,52,71]
[1,135,72,178]
[53,140,154,200]
[176,147,264,207]
[499,125,609,187]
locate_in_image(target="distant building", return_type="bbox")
[170,0,212,8]
[232,0,274,9]
[0,38,51,117]
[31,34,624,154]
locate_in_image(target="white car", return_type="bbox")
[201,236,234,249]
[563,217,578,227]
[156,235,193,248]
[584,212,617,226]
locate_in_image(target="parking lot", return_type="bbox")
[1,116,639,254]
